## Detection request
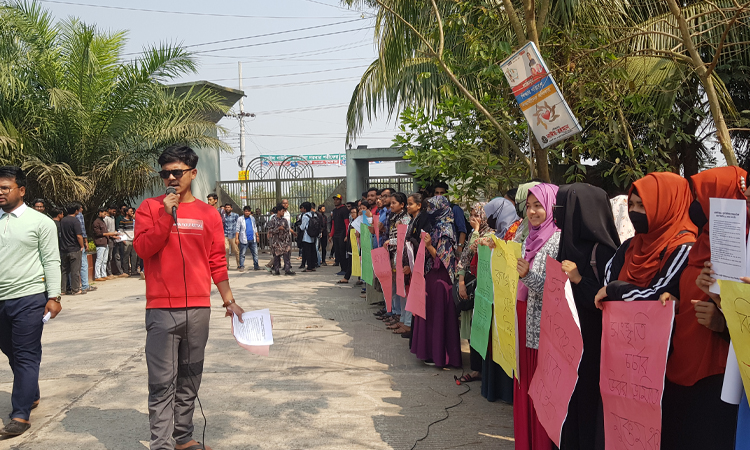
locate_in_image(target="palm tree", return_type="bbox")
[0,0,232,211]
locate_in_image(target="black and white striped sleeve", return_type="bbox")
[605,243,692,301]
[604,239,630,285]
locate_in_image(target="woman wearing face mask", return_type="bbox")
[555,184,620,450]
[384,193,413,335]
[515,183,560,450]
[410,195,462,368]
[659,167,745,450]
[475,198,520,401]
[594,172,696,308]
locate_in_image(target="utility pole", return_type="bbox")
[238,61,246,169]
[225,62,254,171]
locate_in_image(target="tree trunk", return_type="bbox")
[701,73,739,166]
[665,0,739,166]
[531,136,551,182]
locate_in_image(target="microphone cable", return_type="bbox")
[172,209,209,447]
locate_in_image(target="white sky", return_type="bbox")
[37,0,402,180]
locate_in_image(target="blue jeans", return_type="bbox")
[0,293,46,420]
[80,248,90,289]
[316,238,322,265]
[239,241,259,269]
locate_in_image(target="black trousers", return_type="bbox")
[302,241,317,270]
[333,235,345,266]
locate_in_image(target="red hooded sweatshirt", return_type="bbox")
[134,195,228,309]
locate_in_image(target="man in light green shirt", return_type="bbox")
[0,166,62,438]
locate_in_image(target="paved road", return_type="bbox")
[0,257,513,449]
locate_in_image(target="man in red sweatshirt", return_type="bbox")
[134,145,245,450]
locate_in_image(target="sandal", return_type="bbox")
[454,373,482,385]
[392,325,410,334]
[386,322,403,330]
[337,279,349,284]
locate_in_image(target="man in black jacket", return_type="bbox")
[328,195,348,272]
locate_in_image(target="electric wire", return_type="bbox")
[191,27,374,55]
[38,0,365,19]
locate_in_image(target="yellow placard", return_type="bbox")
[718,280,750,400]
[350,228,361,277]
[490,237,522,378]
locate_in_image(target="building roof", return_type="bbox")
[164,80,245,124]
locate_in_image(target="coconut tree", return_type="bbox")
[0,0,231,210]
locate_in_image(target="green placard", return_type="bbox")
[360,223,374,285]
[470,244,493,358]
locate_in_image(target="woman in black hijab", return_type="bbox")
[553,183,621,450]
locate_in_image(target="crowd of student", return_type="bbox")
[340,172,750,450]
[30,200,142,296]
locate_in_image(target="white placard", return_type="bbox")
[232,309,273,346]
[709,198,747,294]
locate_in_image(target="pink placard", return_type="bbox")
[372,212,380,246]
[396,224,407,297]
[529,257,584,447]
[600,301,674,450]
[371,246,393,311]
[405,236,427,320]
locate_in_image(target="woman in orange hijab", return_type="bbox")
[660,167,744,450]
[595,172,697,306]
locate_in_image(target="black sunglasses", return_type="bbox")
[158,168,194,179]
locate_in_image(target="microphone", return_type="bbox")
[166,187,178,224]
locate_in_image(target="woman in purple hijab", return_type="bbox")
[513,183,561,450]
[410,196,462,368]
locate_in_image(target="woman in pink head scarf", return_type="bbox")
[514,183,560,450]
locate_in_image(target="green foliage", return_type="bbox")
[0,0,232,211]
[396,96,527,203]
[344,0,750,184]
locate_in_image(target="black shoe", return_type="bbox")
[285,271,296,276]
[401,331,412,338]
[299,264,305,269]
[303,269,316,273]
[336,271,346,276]
[333,263,340,267]
[321,261,328,266]
[254,267,260,271]
[274,270,281,276]
[0,419,31,437]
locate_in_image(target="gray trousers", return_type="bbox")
[145,308,210,450]
[122,241,138,275]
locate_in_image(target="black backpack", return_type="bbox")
[305,212,322,239]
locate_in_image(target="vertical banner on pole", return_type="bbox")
[500,41,582,148]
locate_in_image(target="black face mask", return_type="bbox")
[629,211,649,234]
[487,215,498,231]
[688,200,708,232]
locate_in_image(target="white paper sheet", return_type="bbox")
[722,342,744,405]
[232,309,273,346]
[709,198,747,294]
